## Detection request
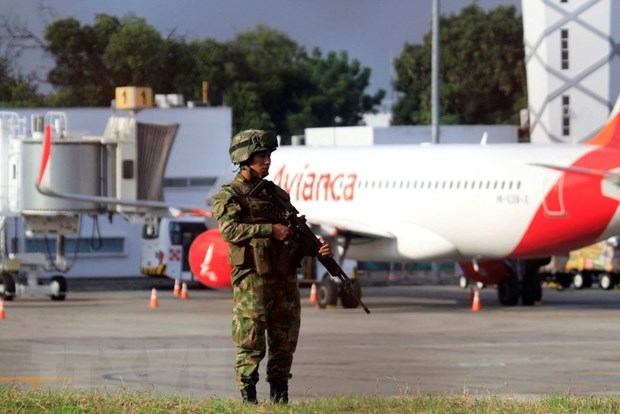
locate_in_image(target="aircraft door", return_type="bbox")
[542,171,567,217]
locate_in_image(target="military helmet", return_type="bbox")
[229,129,278,164]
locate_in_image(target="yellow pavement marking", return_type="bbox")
[0,376,74,388]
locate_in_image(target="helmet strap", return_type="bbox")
[240,164,265,181]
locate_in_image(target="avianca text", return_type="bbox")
[273,164,357,202]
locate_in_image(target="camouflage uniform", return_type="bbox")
[213,171,301,402]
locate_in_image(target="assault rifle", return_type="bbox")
[250,179,371,314]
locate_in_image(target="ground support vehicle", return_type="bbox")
[539,238,620,290]
[0,216,73,301]
[140,217,208,283]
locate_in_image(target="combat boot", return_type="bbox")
[240,384,257,404]
[269,379,289,404]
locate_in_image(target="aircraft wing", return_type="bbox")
[305,214,395,239]
[305,213,459,261]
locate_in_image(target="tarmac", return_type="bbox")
[2,278,620,401]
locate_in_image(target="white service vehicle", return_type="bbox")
[140,217,207,282]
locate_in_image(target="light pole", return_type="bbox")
[431,0,442,284]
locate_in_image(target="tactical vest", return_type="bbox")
[230,180,281,225]
[227,179,304,277]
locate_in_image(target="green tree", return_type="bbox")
[190,38,228,105]
[102,14,166,90]
[45,13,190,106]
[160,36,200,99]
[0,57,43,106]
[45,14,120,106]
[392,5,526,126]
[199,26,384,138]
[291,48,384,133]
[217,25,309,135]
[7,14,385,141]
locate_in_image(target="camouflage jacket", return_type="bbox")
[212,173,274,283]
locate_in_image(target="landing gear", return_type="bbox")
[459,275,469,289]
[316,274,363,310]
[313,232,366,310]
[521,273,542,305]
[0,271,16,301]
[497,276,519,306]
[496,259,545,306]
[316,275,338,309]
[496,274,542,306]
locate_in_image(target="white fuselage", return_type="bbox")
[269,143,620,262]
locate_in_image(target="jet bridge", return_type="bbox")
[0,107,179,300]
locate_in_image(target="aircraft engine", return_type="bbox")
[188,229,232,289]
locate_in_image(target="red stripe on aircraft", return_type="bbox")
[511,147,620,257]
[513,110,620,257]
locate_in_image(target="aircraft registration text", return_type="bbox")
[496,194,529,205]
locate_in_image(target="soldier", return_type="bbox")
[212,129,332,404]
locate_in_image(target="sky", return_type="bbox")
[2,0,521,97]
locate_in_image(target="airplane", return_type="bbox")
[189,93,620,307]
[36,94,620,308]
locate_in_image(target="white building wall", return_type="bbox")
[2,106,231,278]
[305,125,518,147]
[136,107,231,178]
[522,0,620,143]
[305,126,375,146]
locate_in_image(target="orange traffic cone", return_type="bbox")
[150,288,159,308]
[181,282,189,300]
[471,290,481,312]
[0,298,5,320]
[309,283,317,302]
[173,279,180,297]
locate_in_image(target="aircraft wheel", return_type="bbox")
[458,276,469,289]
[316,275,338,309]
[340,279,361,309]
[0,272,16,301]
[521,275,542,306]
[50,275,67,301]
[497,276,519,306]
[599,273,614,290]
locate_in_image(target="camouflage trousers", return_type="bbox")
[232,272,301,389]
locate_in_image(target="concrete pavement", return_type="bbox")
[1,284,620,400]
